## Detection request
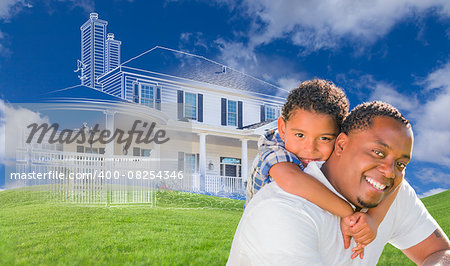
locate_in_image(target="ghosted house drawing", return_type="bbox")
[13,13,288,205]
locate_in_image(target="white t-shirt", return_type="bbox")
[227,161,440,265]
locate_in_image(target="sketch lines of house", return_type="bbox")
[9,13,289,205]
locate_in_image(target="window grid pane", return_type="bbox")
[141,84,154,108]
[266,106,276,120]
[228,100,237,126]
[184,92,197,120]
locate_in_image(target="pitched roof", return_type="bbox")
[239,119,276,129]
[121,46,288,98]
[43,85,127,103]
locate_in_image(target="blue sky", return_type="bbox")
[0,0,449,197]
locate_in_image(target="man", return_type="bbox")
[227,101,450,265]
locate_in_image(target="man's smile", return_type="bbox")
[364,176,389,191]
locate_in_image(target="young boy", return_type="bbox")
[246,79,398,259]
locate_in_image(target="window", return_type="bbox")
[222,99,242,127]
[227,100,237,126]
[133,147,140,156]
[77,145,84,153]
[141,149,151,157]
[266,106,277,120]
[220,157,241,177]
[178,91,202,122]
[85,147,98,154]
[132,147,151,157]
[140,84,154,108]
[184,92,197,120]
[185,153,197,173]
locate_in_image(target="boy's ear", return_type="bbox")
[334,132,348,156]
[277,117,286,141]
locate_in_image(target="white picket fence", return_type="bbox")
[14,148,245,205]
[205,175,243,195]
[15,148,157,205]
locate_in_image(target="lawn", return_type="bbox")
[0,188,448,265]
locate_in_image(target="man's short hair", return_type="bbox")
[341,101,410,134]
[281,79,349,130]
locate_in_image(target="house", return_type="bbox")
[12,13,289,202]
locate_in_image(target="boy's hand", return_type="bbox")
[341,216,365,259]
[351,243,365,260]
[341,212,379,260]
[340,215,356,249]
[350,212,377,246]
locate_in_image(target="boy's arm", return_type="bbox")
[258,129,353,218]
[270,163,354,218]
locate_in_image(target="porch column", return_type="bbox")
[241,139,248,190]
[104,110,115,207]
[199,133,207,191]
[104,110,115,157]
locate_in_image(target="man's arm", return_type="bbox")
[402,228,450,265]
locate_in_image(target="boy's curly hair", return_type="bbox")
[282,79,349,130]
[341,101,410,134]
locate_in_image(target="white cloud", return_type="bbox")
[0,100,4,164]
[215,38,309,93]
[413,167,450,186]
[340,74,418,113]
[413,62,450,166]
[179,32,209,54]
[1,101,50,161]
[277,77,301,92]
[214,0,450,65]
[418,187,448,198]
[0,0,28,20]
[215,39,258,72]
[366,77,419,113]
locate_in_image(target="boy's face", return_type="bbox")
[278,108,339,167]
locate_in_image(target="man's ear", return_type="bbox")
[277,117,286,141]
[334,132,348,156]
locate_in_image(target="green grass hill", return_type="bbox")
[0,188,448,265]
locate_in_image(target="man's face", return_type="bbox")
[335,117,413,209]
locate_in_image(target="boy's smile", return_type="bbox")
[278,108,339,167]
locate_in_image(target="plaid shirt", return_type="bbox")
[245,129,303,206]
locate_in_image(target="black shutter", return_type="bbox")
[177,90,184,120]
[260,105,265,122]
[156,86,161,110]
[133,83,139,103]
[196,153,200,172]
[221,98,227,126]
[238,101,243,128]
[178,152,184,171]
[198,94,203,122]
